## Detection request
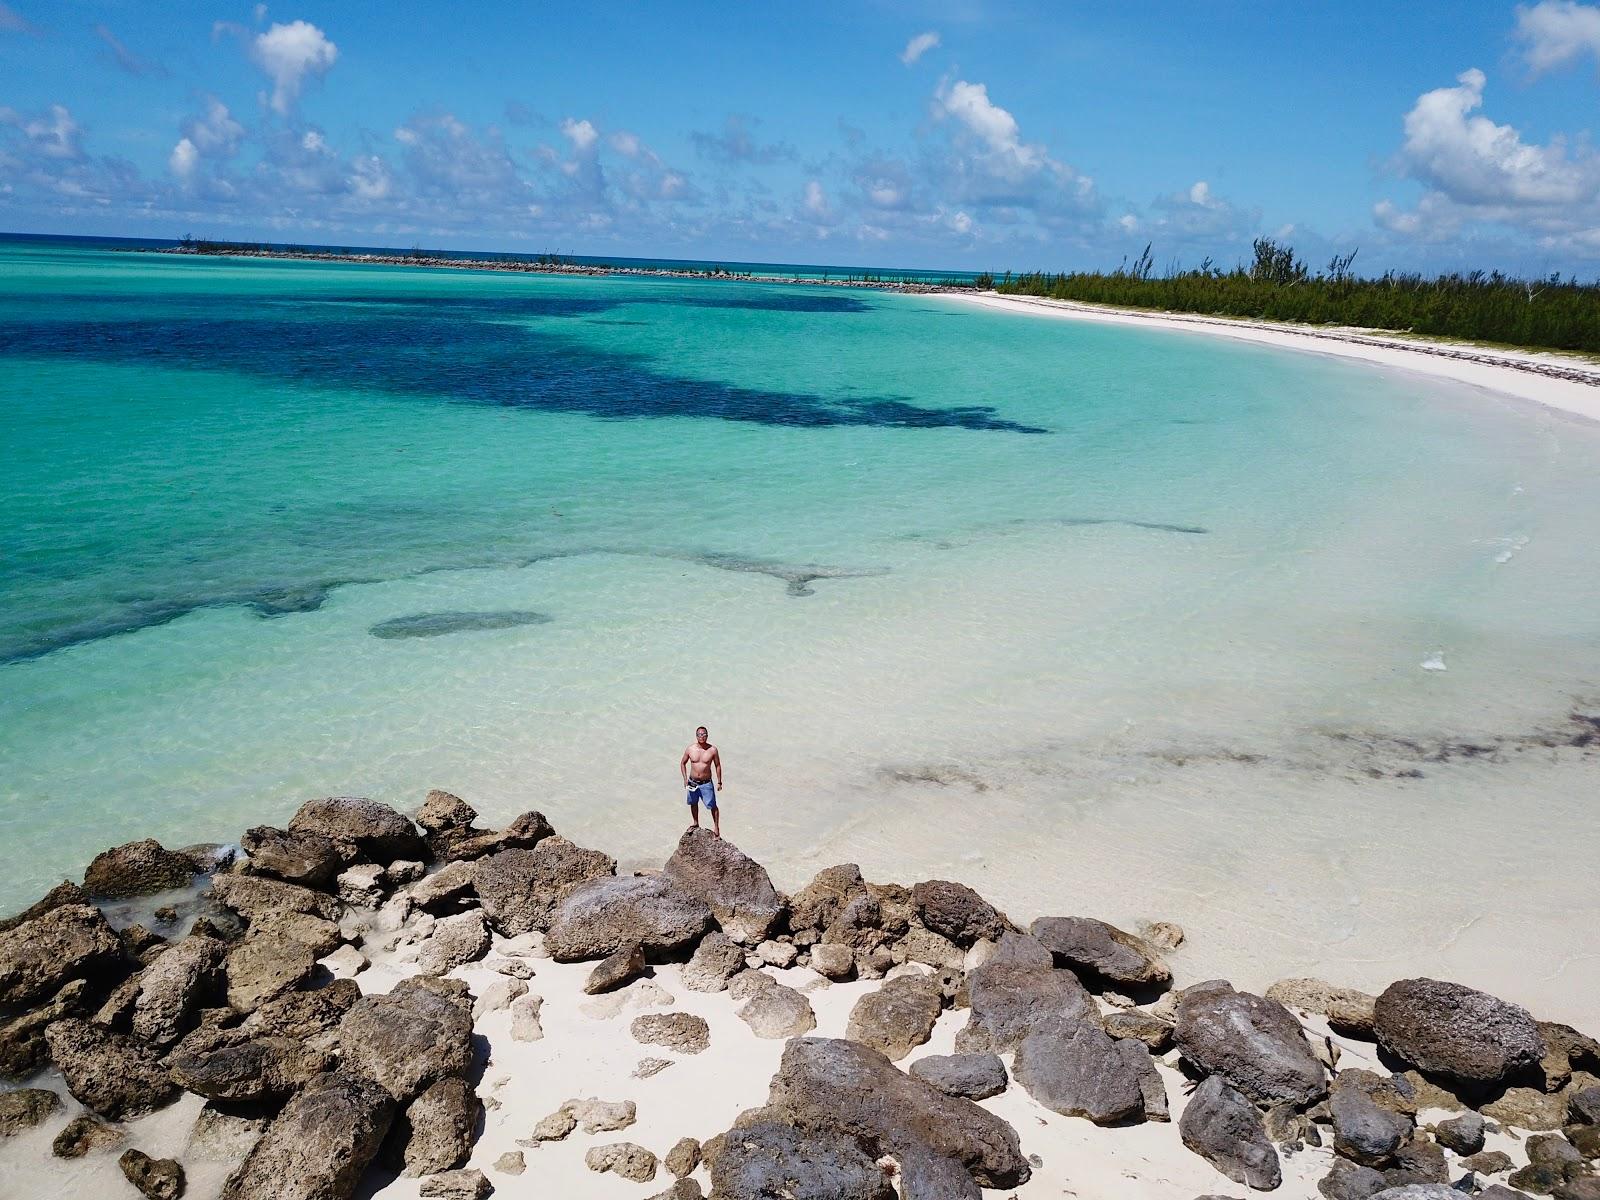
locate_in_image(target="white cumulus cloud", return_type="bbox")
[561,118,598,152]
[900,31,940,65]
[934,80,1043,175]
[251,20,337,114]
[1514,1,1600,74]
[169,137,198,178]
[804,179,829,217]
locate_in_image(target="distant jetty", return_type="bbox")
[0,790,1595,1198]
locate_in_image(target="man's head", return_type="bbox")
[695,725,709,745]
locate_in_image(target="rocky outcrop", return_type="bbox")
[438,811,555,864]
[909,1052,1008,1100]
[240,978,361,1045]
[845,972,943,1061]
[419,1169,493,1200]
[395,1076,480,1177]
[473,838,615,936]
[221,1071,396,1200]
[168,1029,333,1101]
[545,874,712,961]
[44,1018,177,1119]
[662,829,786,944]
[807,942,855,980]
[224,931,318,1011]
[1030,916,1171,988]
[1179,1074,1282,1191]
[410,860,479,913]
[416,910,490,976]
[911,880,1005,947]
[210,873,341,924]
[241,826,343,889]
[706,1120,896,1200]
[1175,981,1327,1106]
[1373,978,1545,1084]
[954,959,1096,1053]
[1013,1017,1163,1125]
[83,839,197,898]
[288,796,428,865]
[127,932,225,1047]
[339,976,474,1102]
[732,971,817,1039]
[1266,978,1378,1037]
[0,903,123,1007]
[0,879,91,936]
[788,864,869,944]
[664,1136,701,1178]
[759,1038,1030,1197]
[682,930,746,992]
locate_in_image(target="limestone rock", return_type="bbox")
[185,1102,268,1165]
[417,910,490,976]
[808,942,856,980]
[845,973,943,1061]
[911,879,1004,946]
[665,1136,702,1177]
[221,1071,396,1200]
[240,978,361,1044]
[411,861,479,912]
[419,1169,493,1199]
[788,864,869,942]
[758,939,798,967]
[493,1150,525,1175]
[396,1076,480,1177]
[288,795,428,864]
[909,1052,1008,1100]
[436,811,555,864]
[120,1148,185,1200]
[0,879,92,935]
[1482,1085,1569,1129]
[129,933,225,1047]
[683,930,746,991]
[649,1180,705,1200]
[662,828,786,944]
[336,865,385,909]
[1104,1008,1175,1051]
[954,960,1096,1054]
[339,976,474,1102]
[224,932,317,1011]
[1179,1075,1282,1191]
[1267,978,1379,1037]
[473,838,615,936]
[545,873,712,961]
[1461,1149,1514,1174]
[706,1120,895,1200]
[84,839,197,898]
[735,972,817,1039]
[1433,1111,1485,1155]
[1175,981,1327,1106]
[761,1037,1030,1194]
[169,1030,332,1101]
[416,790,478,839]
[509,993,544,1042]
[1013,1017,1157,1125]
[631,1011,711,1054]
[209,873,340,923]
[586,941,646,994]
[896,923,966,972]
[0,903,122,1007]
[1373,978,1545,1084]
[473,976,529,1019]
[240,826,343,889]
[52,1113,125,1158]
[634,1057,673,1078]
[0,1087,59,1136]
[44,1018,177,1119]
[1030,916,1171,988]
[586,1141,658,1182]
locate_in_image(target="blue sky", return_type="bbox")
[3,1,1599,273]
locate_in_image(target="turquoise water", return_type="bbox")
[4,239,1599,1019]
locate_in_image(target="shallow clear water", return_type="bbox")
[3,240,1598,1022]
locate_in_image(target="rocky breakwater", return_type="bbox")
[0,805,1592,1199]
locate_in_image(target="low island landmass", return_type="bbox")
[0,792,1596,1200]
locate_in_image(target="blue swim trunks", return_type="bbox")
[686,780,717,810]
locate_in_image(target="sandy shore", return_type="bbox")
[945,291,1600,424]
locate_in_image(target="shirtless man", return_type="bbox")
[680,725,723,837]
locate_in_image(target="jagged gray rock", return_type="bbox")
[734,972,817,1039]
[210,873,340,923]
[761,1037,1030,1194]
[1432,1111,1485,1155]
[954,959,1095,1053]
[221,1071,396,1200]
[0,903,123,1007]
[83,840,197,898]
[682,930,746,991]
[908,1052,1008,1100]
[1029,916,1171,987]
[129,932,225,1047]
[396,1076,480,1177]
[185,1102,268,1165]
[1175,981,1327,1106]
[223,931,318,1011]
[411,860,479,912]
[1373,978,1545,1084]
[240,826,343,889]
[419,1169,493,1199]
[0,880,91,936]
[662,828,785,944]
[339,976,474,1101]
[665,1136,702,1177]
[417,910,490,976]
[416,790,478,840]
[845,972,943,1061]
[1012,1017,1156,1125]
[545,874,712,961]
[473,838,615,936]
[44,1018,177,1119]
[808,942,855,980]
[1330,1081,1413,1165]
[240,978,361,1044]
[585,1141,658,1182]
[438,811,555,863]
[585,941,646,994]
[911,879,1005,947]
[1179,1075,1282,1191]
[288,795,428,864]
[706,1121,895,1200]
[788,864,870,943]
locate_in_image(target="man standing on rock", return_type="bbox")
[680,725,723,837]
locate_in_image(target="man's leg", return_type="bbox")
[688,797,700,830]
[710,802,721,838]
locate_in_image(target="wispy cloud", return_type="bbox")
[95,24,167,78]
[1514,1,1600,74]
[691,114,794,165]
[900,31,941,65]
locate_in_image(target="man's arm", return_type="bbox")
[680,748,690,785]
[711,747,723,789]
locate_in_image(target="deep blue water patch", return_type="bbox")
[369,610,552,639]
[0,291,1043,434]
